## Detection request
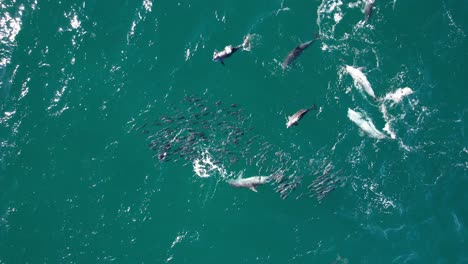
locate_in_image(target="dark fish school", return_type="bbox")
[141,1,376,200]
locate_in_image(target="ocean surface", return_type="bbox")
[1,0,467,263]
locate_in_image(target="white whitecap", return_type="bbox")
[316,0,343,38]
[333,13,343,23]
[380,104,396,139]
[0,6,24,67]
[143,0,152,12]
[192,149,228,178]
[184,48,190,61]
[70,14,80,29]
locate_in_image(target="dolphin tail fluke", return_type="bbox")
[311,104,318,110]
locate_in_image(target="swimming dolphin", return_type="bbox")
[282,34,319,69]
[227,175,273,192]
[364,0,375,22]
[286,105,316,128]
[345,65,376,100]
[213,35,250,66]
[347,108,386,139]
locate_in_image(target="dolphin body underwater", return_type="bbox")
[347,108,386,139]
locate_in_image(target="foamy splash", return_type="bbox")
[143,0,153,12]
[316,0,344,38]
[379,87,414,139]
[380,104,396,139]
[383,87,413,104]
[192,149,229,178]
[0,110,16,124]
[70,14,80,29]
[0,4,24,67]
[127,0,155,43]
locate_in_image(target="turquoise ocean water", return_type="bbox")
[1,0,467,263]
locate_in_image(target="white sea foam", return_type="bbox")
[316,0,344,37]
[0,5,24,67]
[192,149,228,178]
[166,230,199,263]
[70,14,80,29]
[127,0,154,42]
[380,104,396,139]
[184,34,206,62]
[383,87,413,104]
[378,87,414,139]
[334,13,343,23]
[170,231,187,249]
[184,48,190,61]
[143,0,152,12]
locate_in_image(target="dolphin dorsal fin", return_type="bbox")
[357,66,366,71]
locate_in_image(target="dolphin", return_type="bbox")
[345,65,376,100]
[282,34,319,69]
[286,105,316,128]
[213,35,250,66]
[347,108,386,139]
[227,175,273,192]
[364,0,375,22]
